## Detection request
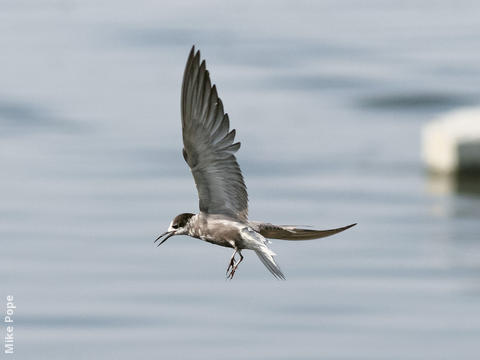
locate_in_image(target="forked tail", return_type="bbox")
[241,227,285,280]
[255,247,285,280]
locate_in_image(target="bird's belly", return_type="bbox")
[201,235,234,248]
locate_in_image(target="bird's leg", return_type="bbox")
[233,251,244,272]
[227,250,244,280]
[226,249,238,277]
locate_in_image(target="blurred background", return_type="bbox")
[1,0,480,359]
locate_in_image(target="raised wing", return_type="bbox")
[181,46,248,220]
[250,222,356,240]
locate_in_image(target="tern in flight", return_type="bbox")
[155,46,356,279]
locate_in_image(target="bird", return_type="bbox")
[155,46,356,279]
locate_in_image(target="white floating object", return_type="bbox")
[422,107,480,173]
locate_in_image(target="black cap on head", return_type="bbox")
[172,213,194,229]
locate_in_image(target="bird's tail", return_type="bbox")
[241,227,286,280]
[255,247,285,280]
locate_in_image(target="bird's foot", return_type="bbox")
[227,266,236,280]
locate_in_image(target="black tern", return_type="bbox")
[155,46,356,279]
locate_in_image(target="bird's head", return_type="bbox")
[154,213,195,246]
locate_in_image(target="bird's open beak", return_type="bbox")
[154,231,175,247]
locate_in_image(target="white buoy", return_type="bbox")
[422,107,480,173]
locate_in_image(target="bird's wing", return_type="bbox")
[250,222,356,240]
[181,46,248,221]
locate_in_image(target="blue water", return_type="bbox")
[1,1,480,359]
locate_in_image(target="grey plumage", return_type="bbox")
[155,46,356,279]
[181,47,248,221]
[249,222,357,241]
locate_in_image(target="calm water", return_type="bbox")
[1,1,480,359]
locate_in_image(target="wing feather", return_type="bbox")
[250,222,356,240]
[181,46,248,220]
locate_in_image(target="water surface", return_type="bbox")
[1,1,480,359]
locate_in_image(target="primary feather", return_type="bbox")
[250,222,357,240]
[181,46,248,221]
